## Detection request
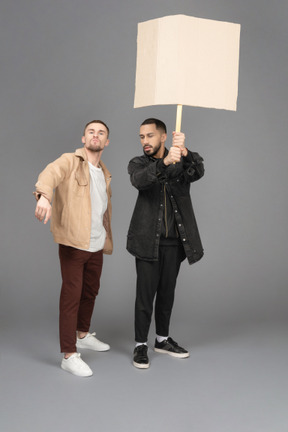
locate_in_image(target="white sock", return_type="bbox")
[156,335,168,343]
[135,342,147,347]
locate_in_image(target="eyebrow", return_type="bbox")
[88,128,106,134]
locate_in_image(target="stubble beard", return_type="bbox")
[88,147,102,153]
[144,142,161,157]
[87,143,102,153]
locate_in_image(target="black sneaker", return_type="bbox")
[133,344,150,369]
[154,337,189,358]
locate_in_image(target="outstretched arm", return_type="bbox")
[128,157,164,190]
[33,153,72,224]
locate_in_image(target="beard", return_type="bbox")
[87,146,102,153]
[86,142,103,152]
[143,142,161,157]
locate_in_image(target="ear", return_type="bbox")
[81,136,85,144]
[161,133,167,144]
[104,139,110,147]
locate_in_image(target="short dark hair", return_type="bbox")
[83,120,110,137]
[141,118,167,134]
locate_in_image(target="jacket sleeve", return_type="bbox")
[33,153,73,202]
[181,150,204,183]
[156,150,204,183]
[128,150,204,190]
[128,157,167,190]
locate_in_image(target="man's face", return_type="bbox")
[139,124,166,158]
[82,122,109,153]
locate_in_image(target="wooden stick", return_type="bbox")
[175,104,183,132]
[173,104,183,164]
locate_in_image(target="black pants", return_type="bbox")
[134,244,185,343]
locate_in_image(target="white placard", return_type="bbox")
[134,14,241,111]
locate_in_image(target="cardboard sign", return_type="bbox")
[134,15,241,111]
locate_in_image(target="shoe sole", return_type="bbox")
[61,365,93,377]
[154,348,190,358]
[133,361,150,369]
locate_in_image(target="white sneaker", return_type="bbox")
[76,332,110,352]
[61,353,93,377]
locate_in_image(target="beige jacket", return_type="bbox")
[34,148,113,254]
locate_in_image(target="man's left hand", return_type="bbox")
[172,132,188,157]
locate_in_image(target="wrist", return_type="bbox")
[182,148,188,157]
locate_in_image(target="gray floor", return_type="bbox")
[1,317,287,432]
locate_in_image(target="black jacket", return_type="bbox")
[127,148,204,265]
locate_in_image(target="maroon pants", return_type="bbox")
[58,245,103,353]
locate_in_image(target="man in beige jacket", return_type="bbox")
[34,120,113,377]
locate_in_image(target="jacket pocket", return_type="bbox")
[60,206,68,227]
[74,168,88,196]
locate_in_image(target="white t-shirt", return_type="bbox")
[85,162,108,252]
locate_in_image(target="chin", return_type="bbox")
[89,147,102,152]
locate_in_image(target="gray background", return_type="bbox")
[1,0,288,431]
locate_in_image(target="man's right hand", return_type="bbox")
[163,146,182,166]
[35,195,52,224]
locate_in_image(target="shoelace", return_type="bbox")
[168,337,178,347]
[65,353,81,361]
[89,332,97,338]
[136,345,147,356]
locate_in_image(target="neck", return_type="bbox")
[154,145,165,159]
[84,148,102,167]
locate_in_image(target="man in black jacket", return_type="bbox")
[127,118,204,369]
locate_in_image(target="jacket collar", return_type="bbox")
[75,147,88,161]
[147,147,169,161]
[75,147,111,179]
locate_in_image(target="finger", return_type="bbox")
[35,206,47,221]
[173,141,184,149]
[35,208,42,219]
[44,208,51,224]
[36,213,44,222]
[172,154,181,162]
[173,148,182,156]
[39,211,45,222]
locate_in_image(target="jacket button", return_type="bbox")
[171,195,173,198]
[178,224,182,227]
[183,238,186,241]
[174,210,177,213]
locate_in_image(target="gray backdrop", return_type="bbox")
[1,1,288,431]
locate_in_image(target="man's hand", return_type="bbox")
[163,146,182,165]
[172,131,188,157]
[163,131,188,165]
[35,195,52,224]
